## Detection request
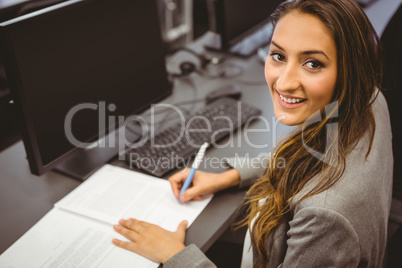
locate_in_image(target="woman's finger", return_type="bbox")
[112,238,137,252]
[114,224,139,242]
[180,186,203,203]
[169,179,181,199]
[120,218,145,233]
[169,168,190,198]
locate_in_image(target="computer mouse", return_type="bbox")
[205,84,242,104]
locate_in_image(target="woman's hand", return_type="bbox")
[169,168,241,203]
[113,218,187,264]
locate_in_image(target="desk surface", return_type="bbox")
[0,0,400,257]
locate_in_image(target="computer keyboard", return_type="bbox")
[125,97,262,177]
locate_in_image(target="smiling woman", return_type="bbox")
[112,0,393,267]
[241,0,389,266]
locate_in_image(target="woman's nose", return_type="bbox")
[275,63,300,92]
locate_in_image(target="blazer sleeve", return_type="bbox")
[278,207,360,268]
[224,153,270,188]
[163,244,216,268]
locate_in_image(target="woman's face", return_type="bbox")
[265,11,338,126]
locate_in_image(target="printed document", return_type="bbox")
[0,164,213,267]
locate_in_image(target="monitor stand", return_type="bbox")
[54,124,142,181]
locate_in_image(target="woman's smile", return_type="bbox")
[275,89,308,109]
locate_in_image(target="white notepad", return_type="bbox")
[0,164,213,268]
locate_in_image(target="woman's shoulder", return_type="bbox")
[372,90,392,133]
[293,88,393,216]
[289,91,393,264]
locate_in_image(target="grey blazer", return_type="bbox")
[164,92,393,268]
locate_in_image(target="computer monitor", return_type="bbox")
[206,0,284,56]
[0,0,172,179]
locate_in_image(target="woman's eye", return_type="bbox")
[304,60,323,69]
[271,52,285,62]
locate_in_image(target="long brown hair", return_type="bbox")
[237,0,382,267]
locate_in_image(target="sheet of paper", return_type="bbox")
[55,164,213,232]
[0,208,158,268]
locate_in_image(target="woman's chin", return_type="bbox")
[275,112,301,126]
[279,120,299,127]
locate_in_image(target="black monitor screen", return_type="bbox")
[211,0,284,48]
[0,0,171,174]
[226,0,278,43]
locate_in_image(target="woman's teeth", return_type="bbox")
[279,94,306,104]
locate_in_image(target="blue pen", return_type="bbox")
[178,142,209,203]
